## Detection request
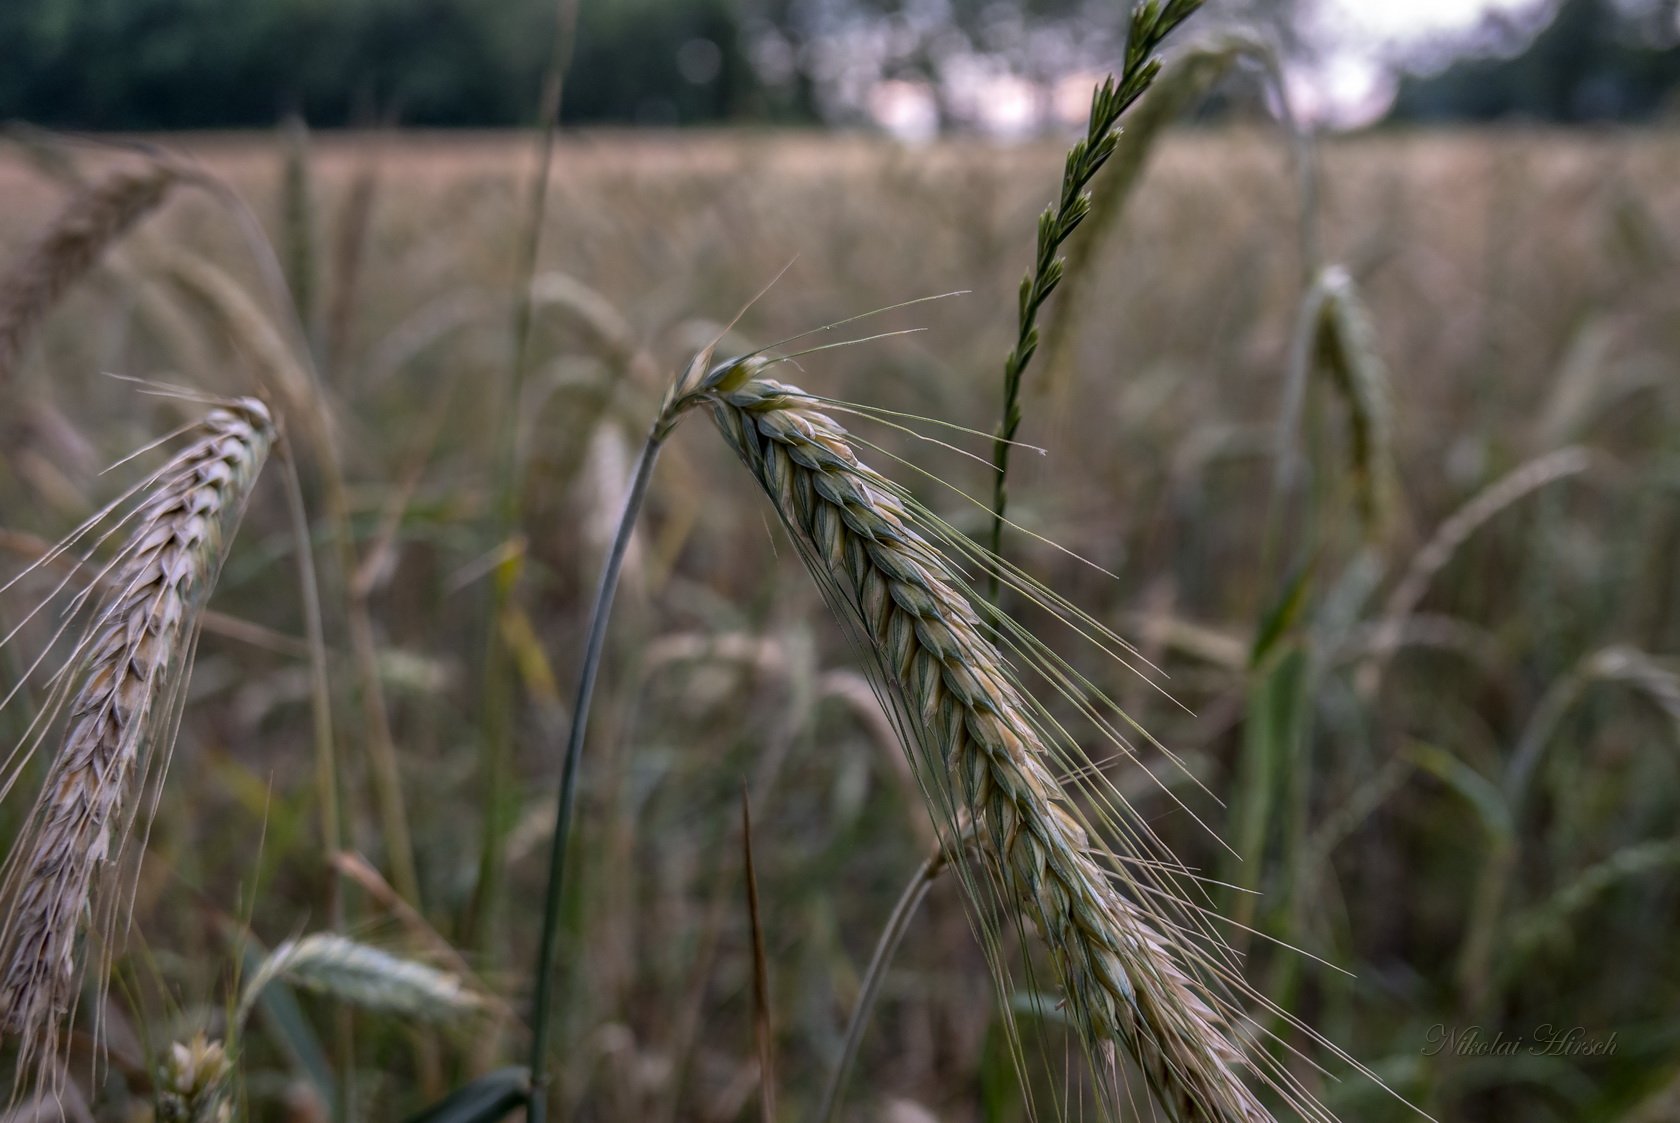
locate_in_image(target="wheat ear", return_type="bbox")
[664,358,1278,1123]
[0,160,184,385]
[0,398,273,1086]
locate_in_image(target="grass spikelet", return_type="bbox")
[0,398,274,1090]
[236,934,487,1028]
[0,159,183,384]
[155,1033,234,1123]
[664,355,1305,1123]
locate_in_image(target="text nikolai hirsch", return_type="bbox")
[1422,1024,1620,1058]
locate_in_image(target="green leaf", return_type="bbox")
[1251,555,1316,668]
[238,937,336,1109]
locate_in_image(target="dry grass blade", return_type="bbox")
[0,159,184,384]
[662,357,1305,1123]
[0,398,274,1092]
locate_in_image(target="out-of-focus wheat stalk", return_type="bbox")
[0,159,184,384]
[160,248,422,906]
[1296,266,1398,540]
[1359,446,1594,697]
[0,398,273,1090]
[279,115,319,350]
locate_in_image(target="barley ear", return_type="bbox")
[0,398,274,1092]
[1042,31,1278,399]
[236,934,487,1030]
[685,358,1292,1122]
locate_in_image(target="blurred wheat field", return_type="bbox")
[1,121,1679,1122]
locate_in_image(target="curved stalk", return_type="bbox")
[817,848,946,1123]
[527,428,663,1122]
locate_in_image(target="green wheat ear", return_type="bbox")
[989,0,1205,590]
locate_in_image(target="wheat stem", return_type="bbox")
[527,425,664,1123]
[471,0,582,957]
[817,846,946,1123]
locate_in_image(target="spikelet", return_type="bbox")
[0,398,274,1089]
[155,1033,234,1123]
[660,356,1304,1123]
[237,934,486,1028]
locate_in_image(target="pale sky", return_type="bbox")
[1318,0,1546,45]
[1284,0,1552,126]
[866,0,1559,138]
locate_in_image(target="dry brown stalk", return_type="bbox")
[660,357,1292,1123]
[0,160,184,385]
[0,399,274,1090]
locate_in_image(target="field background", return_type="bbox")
[2,122,1679,1122]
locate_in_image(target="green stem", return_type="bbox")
[817,849,945,1123]
[470,0,578,954]
[527,429,664,1122]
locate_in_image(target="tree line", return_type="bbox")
[3,0,1678,131]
